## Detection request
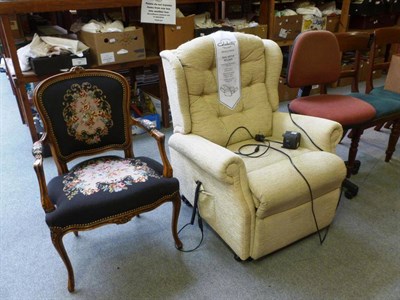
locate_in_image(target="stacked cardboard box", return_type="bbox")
[79,28,146,66]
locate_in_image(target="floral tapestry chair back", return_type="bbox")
[34,67,132,169]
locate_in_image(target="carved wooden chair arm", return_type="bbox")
[32,133,55,213]
[131,117,173,178]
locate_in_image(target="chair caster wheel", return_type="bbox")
[344,186,358,199]
[342,178,359,199]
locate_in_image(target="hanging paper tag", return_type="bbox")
[211,31,241,109]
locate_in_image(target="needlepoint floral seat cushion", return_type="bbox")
[46,156,179,228]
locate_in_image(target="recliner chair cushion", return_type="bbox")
[228,140,345,218]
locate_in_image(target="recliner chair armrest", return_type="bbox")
[169,133,246,184]
[272,112,343,153]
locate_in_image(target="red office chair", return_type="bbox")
[286,30,377,198]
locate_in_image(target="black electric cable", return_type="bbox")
[176,181,204,252]
[267,144,329,244]
[236,142,271,158]
[287,104,324,151]
[228,125,329,244]
[225,126,254,148]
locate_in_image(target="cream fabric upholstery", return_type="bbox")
[161,32,347,260]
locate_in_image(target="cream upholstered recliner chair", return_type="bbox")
[160,32,347,260]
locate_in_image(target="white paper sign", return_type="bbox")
[100,52,115,64]
[212,31,241,109]
[140,0,176,25]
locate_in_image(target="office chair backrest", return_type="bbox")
[287,30,341,88]
[34,67,132,167]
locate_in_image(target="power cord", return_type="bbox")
[229,126,329,245]
[287,104,323,151]
[176,181,204,252]
[181,124,332,250]
[266,141,329,245]
[225,126,254,148]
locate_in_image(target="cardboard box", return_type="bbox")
[79,28,145,66]
[384,54,400,94]
[272,15,302,41]
[29,50,91,75]
[164,15,195,50]
[301,15,327,32]
[131,113,161,135]
[236,24,268,39]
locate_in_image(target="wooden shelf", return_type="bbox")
[0,0,142,14]
[5,55,162,81]
[0,1,176,141]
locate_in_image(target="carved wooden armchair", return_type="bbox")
[32,67,182,292]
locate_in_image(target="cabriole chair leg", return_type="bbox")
[51,228,75,292]
[172,194,183,249]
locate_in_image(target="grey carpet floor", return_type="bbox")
[1,73,399,300]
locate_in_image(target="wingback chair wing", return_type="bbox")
[160,32,347,260]
[32,67,182,292]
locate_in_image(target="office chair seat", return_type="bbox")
[289,94,376,126]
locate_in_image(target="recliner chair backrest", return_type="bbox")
[161,32,283,147]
